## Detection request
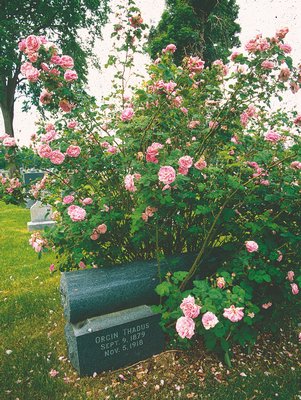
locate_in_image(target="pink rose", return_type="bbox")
[45,123,55,132]
[262,302,272,309]
[107,145,117,154]
[124,174,137,192]
[290,161,301,170]
[49,150,65,165]
[146,142,163,163]
[291,283,299,295]
[78,261,86,269]
[41,130,57,143]
[25,35,41,52]
[81,197,93,205]
[49,264,55,273]
[299,332,301,342]
[60,55,74,69]
[27,52,38,62]
[67,205,86,222]
[223,305,244,322]
[245,240,258,253]
[49,68,60,76]
[175,316,195,339]
[59,100,73,113]
[66,145,81,158]
[188,120,200,129]
[187,56,205,73]
[217,277,226,289]
[67,120,77,129]
[277,250,283,262]
[90,231,100,240]
[39,89,52,105]
[179,295,200,319]
[264,130,281,142]
[178,156,193,170]
[50,55,61,65]
[202,312,219,330]
[294,115,301,126]
[63,195,74,204]
[18,39,27,52]
[287,271,294,282]
[279,43,292,53]
[163,44,177,53]
[279,63,290,82]
[121,107,134,121]
[158,166,176,185]
[276,27,289,39]
[96,224,107,234]
[64,70,78,82]
[38,144,52,158]
[194,158,207,170]
[261,60,275,70]
[3,137,16,147]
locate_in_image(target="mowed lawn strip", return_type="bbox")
[0,202,300,400]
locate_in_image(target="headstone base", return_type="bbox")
[65,305,165,376]
[27,221,56,231]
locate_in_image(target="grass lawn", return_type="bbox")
[0,201,301,400]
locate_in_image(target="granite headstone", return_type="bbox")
[65,305,164,376]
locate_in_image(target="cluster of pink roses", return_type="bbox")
[37,143,81,165]
[0,174,22,194]
[124,173,141,192]
[287,270,299,295]
[146,142,163,163]
[29,232,47,252]
[176,295,245,339]
[90,224,108,240]
[141,206,157,222]
[0,134,16,147]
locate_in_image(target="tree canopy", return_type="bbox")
[0,0,110,136]
[148,0,241,65]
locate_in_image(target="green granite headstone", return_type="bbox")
[65,305,164,376]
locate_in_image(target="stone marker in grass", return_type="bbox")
[27,200,56,231]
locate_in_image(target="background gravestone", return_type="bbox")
[27,200,56,231]
[22,171,45,208]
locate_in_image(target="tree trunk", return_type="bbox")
[1,101,14,136]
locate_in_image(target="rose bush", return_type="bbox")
[1,4,300,363]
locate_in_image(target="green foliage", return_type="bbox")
[148,0,241,65]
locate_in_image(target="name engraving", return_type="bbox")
[94,322,151,357]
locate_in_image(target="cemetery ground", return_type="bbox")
[1,201,301,400]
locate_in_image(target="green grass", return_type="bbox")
[0,201,301,400]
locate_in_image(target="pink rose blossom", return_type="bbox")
[49,264,55,273]
[188,120,200,129]
[294,115,301,126]
[3,137,16,147]
[260,179,270,186]
[107,145,117,154]
[223,305,244,322]
[39,89,52,104]
[50,55,61,65]
[124,174,137,192]
[67,205,86,222]
[290,161,301,169]
[96,224,107,234]
[158,166,176,185]
[180,295,201,319]
[291,283,299,295]
[67,120,77,129]
[66,145,81,158]
[180,107,188,114]
[187,56,205,73]
[49,369,59,377]
[178,156,193,170]
[64,70,78,82]
[49,150,65,165]
[194,158,207,170]
[178,166,189,175]
[202,312,219,330]
[81,197,93,205]
[287,271,294,282]
[217,277,226,289]
[262,302,272,309]
[230,51,241,61]
[60,55,74,69]
[276,250,283,262]
[279,43,292,53]
[18,39,27,52]
[38,144,52,158]
[90,231,99,241]
[41,130,57,143]
[279,63,290,82]
[245,240,259,253]
[264,130,281,142]
[79,261,86,269]
[27,52,38,62]
[63,195,74,204]
[298,332,301,342]
[49,68,60,76]
[261,60,275,70]
[45,123,55,132]
[163,44,177,53]
[146,142,163,163]
[59,100,73,113]
[176,316,195,339]
[121,107,134,121]
[276,27,289,39]
[25,35,41,52]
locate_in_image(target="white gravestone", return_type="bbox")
[27,201,56,231]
